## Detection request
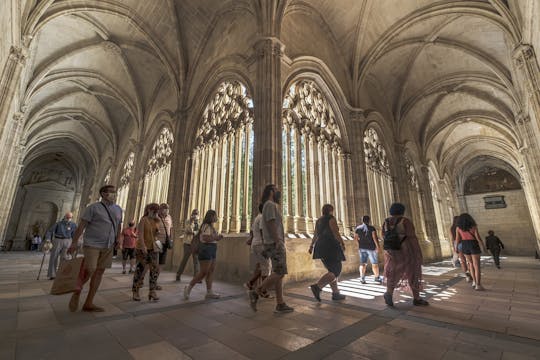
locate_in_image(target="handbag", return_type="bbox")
[160,218,172,249]
[50,257,85,295]
[190,232,201,255]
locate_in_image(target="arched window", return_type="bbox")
[282,80,348,233]
[139,127,173,216]
[363,128,393,228]
[103,168,111,184]
[117,152,134,211]
[405,154,427,239]
[188,81,254,233]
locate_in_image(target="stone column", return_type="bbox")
[0,46,27,142]
[252,37,284,212]
[513,44,540,128]
[125,143,145,222]
[392,143,413,210]
[419,165,440,260]
[347,111,370,220]
[0,112,25,243]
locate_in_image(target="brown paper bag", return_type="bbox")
[50,257,84,295]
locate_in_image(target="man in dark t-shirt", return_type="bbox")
[354,215,382,284]
[485,230,504,269]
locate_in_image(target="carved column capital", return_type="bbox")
[516,112,531,125]
[8,46,28,65]
[12,112,24,123]
[513,43,535,67]
[254,37,285,58]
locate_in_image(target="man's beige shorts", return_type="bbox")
[83,246,113,273]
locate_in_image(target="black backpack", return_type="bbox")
[383,217,405,250]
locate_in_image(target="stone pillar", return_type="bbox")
[0,112,25,244]
[125,143,145,222]
[392,143,413,212]
[347,111,370,221]
[0,46,27,142]
[419,166,440,260]
[513,44,540,128]
[252,37,284,211]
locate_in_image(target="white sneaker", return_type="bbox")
[471,281,476,288]
[183,285,191,300]
[205,292,220,299]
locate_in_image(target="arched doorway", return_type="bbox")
[462,160,535,256]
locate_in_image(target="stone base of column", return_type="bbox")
[229,216,241,233]
[419,239,436,262]
[293,216,307,233]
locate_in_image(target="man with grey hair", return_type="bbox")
[46,212,77,280]
[68,185,122,312]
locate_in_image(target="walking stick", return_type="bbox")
[37,240,53,280]
[37,251,47,280]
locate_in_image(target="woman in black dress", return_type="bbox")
[308,204,346,301]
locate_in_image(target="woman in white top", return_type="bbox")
[244,204,272,292]
[183,210,223,300]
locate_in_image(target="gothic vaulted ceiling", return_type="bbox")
[17,0,536,186]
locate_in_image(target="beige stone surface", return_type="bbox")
[0,1,540,289]
[0,252,539,359]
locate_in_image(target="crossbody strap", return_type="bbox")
[160,217,170,241]
[100,202,117,236]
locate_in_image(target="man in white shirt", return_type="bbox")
[244,204,271,292]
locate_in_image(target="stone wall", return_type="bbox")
[167,234,365,284]
[464,190,537,256]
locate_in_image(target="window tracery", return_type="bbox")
[363,128,393,228]
[363,128,390,175]
[188,81,254,233]
[139,128,173,216]
[282,80,348,233]
[117,152,134,211]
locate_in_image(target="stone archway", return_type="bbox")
[462,162,535,256]
[26,201,58,238]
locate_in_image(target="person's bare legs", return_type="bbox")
[83,269,105,309]
[372,264,380,278]
[359,264,366,278]
[205,261,216,292]
[464,254,475,282]
[259,273,284,304]
[247,264,262,288]
[458,252,468,273]
[189,260,211,287]
[316,272,336,289]
[471,254,482,286]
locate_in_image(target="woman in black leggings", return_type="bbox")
[308,204,346,301]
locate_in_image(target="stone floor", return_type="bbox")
[1,252,539,360]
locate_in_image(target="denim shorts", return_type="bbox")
[198,243,217,261]
[359,249,378,264]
